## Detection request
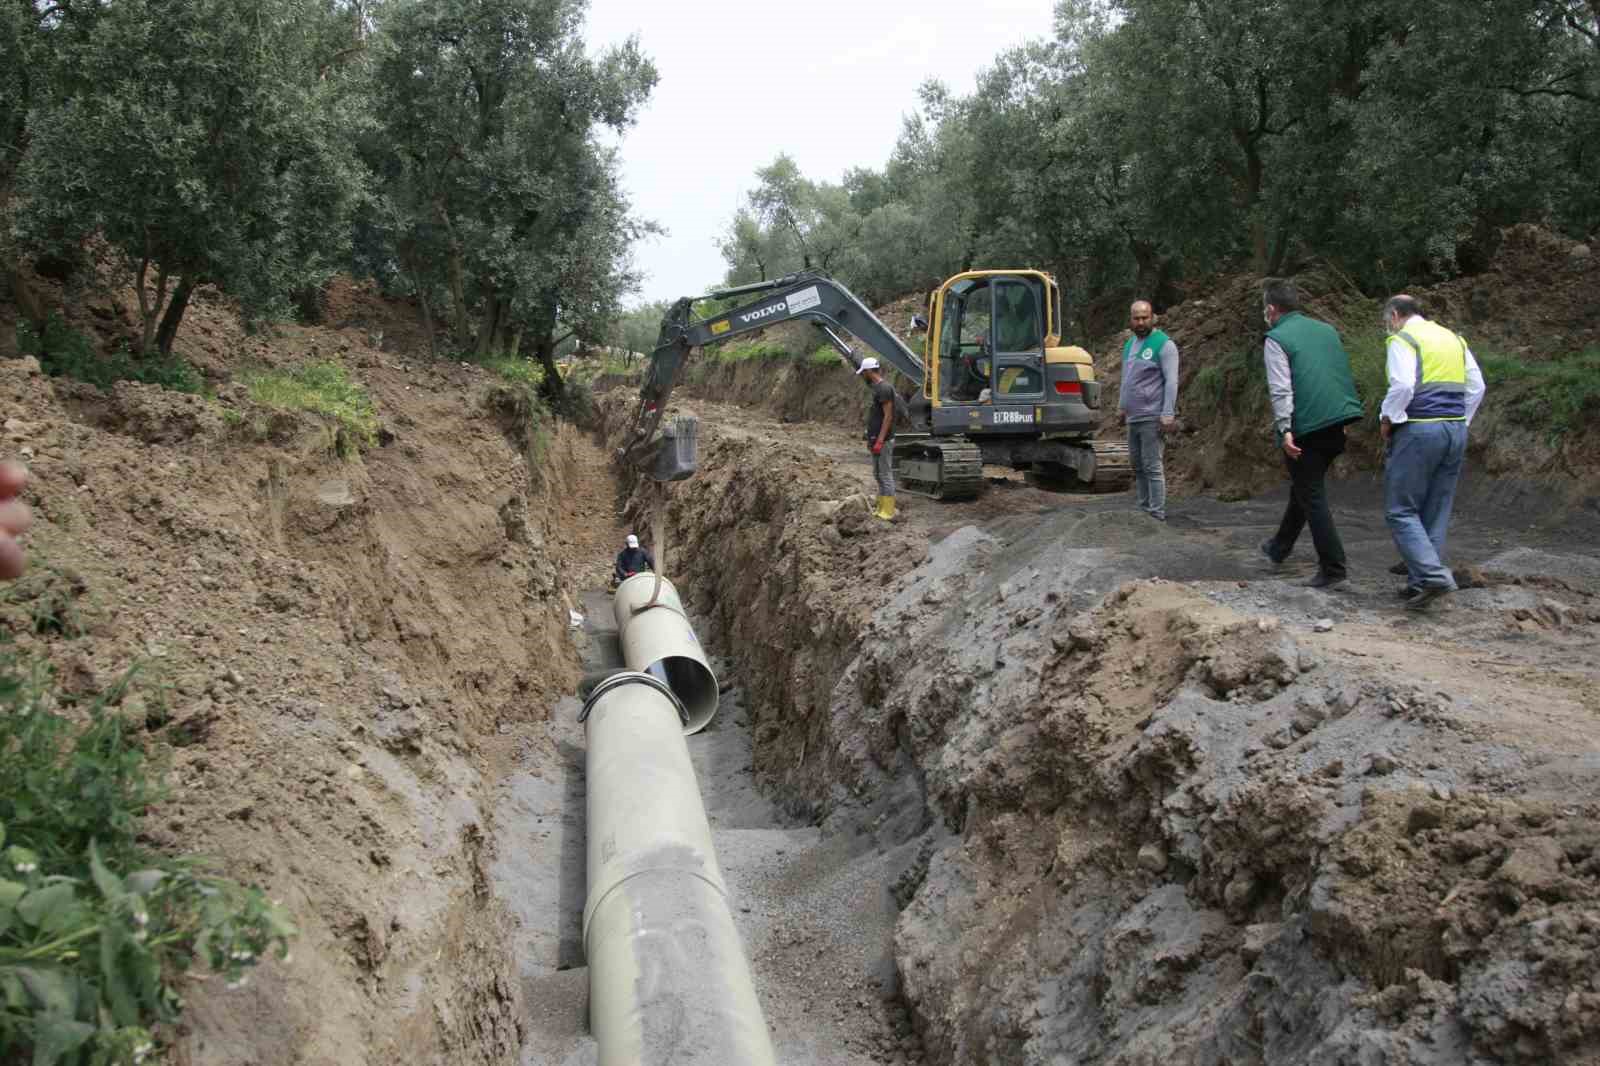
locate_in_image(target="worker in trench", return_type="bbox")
[858,356,898,521]
[613,533,655,585]
[0,461,30,581]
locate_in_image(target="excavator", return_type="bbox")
[619,269,1131,499]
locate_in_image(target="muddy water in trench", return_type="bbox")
[490,589,924,1065]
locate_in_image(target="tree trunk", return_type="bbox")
[476,293,502,358]
[418,290,437,361]
[534,332,566,407]
[155,276,196,358]
[508,328,523,358]
[135,256,170,357]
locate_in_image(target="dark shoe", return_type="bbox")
[1388,561,1409,575]
[1405,584,1453,611]
[1259,539,1284,565]
[1306,572,1347,589]
[1396,585,1420,601]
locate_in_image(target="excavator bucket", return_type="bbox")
[647,416,699,482]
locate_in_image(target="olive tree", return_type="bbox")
[14,0,366,357]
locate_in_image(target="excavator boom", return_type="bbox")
[621,272,923,479]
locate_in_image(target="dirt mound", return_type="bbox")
[3,302,590,1062]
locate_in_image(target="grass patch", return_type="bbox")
[0,641,294,1065]
[808,345,845,369]
[712,340,792,365]
[1189,348,1269,418]
[240,362,377,457]
[1479,348,1600,438]
[16,316,202,395]
[475,355,543,390]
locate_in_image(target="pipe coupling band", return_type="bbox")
[579,670,688,726]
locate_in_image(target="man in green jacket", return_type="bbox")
[1259,280,1365,588]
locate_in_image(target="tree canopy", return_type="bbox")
[716,0,1600,327]
[3,0,657,400]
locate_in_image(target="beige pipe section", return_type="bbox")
[581,672,777,1066]
[613,572,719,733]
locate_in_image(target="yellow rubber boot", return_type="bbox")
[876,496,897,521]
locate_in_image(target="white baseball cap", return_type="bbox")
[625,534,639,548]
[856,357,881,375]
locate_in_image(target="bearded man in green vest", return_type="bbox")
[1259,279,1365,588]
[1117,300,1179,521]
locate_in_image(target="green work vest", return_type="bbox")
[1388,318,1468,421]
[1265,312,1364,437]
[1123,329,1170,367]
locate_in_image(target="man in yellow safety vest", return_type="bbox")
[1378,295,1486,611]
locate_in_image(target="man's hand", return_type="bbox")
[1281,432,1302,460]
[1380,418,1393,443]
[0,462,32,580]
[1117,411,1127,426]
[871,440,884,456]
[1160,415,1176,431]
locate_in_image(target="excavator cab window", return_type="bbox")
[939,279,993,404]
[991,278,1045,399]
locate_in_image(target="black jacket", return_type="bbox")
[615,546,654,578]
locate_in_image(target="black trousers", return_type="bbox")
[1267,423,1348,577]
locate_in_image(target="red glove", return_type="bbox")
[871,441,884,455]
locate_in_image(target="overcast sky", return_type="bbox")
[583,0,1054,305]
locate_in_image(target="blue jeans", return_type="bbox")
[1385,420,1467,590]
[1128,420,1166,520]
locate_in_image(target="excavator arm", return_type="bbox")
[620,272,925,480]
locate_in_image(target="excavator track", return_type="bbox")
[1082,439,1134,493]
[892,438,984,501]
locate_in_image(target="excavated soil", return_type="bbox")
[1,305,603,1062]
[603,381,1600,1066]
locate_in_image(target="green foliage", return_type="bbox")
[1479,349,1600,439]
[13,0,367,357]
[713,341,792,365]
[607,302,671,357]
[16,317,202,395]
[717,1,1600,309]
[361,0,657,368]
[242,362,377,456]
[1189,349,1268,418]
[809,345,845,368]
[0,642,294,1065]
[469,355,544,391]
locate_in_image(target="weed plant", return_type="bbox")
[241,362,377,456]
[16,317,202,395]
[0,643,293,1065]
[1479,348,1600,438]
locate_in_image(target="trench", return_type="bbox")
[470,392,1600,1066]
[486,519,929,1063]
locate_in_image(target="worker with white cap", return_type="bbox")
[613,533,655,584]
[857,356,898,520]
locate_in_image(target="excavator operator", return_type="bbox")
[952,332,991,401]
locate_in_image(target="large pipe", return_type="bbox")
[613,573,719,733]
[581,672,777,1066]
